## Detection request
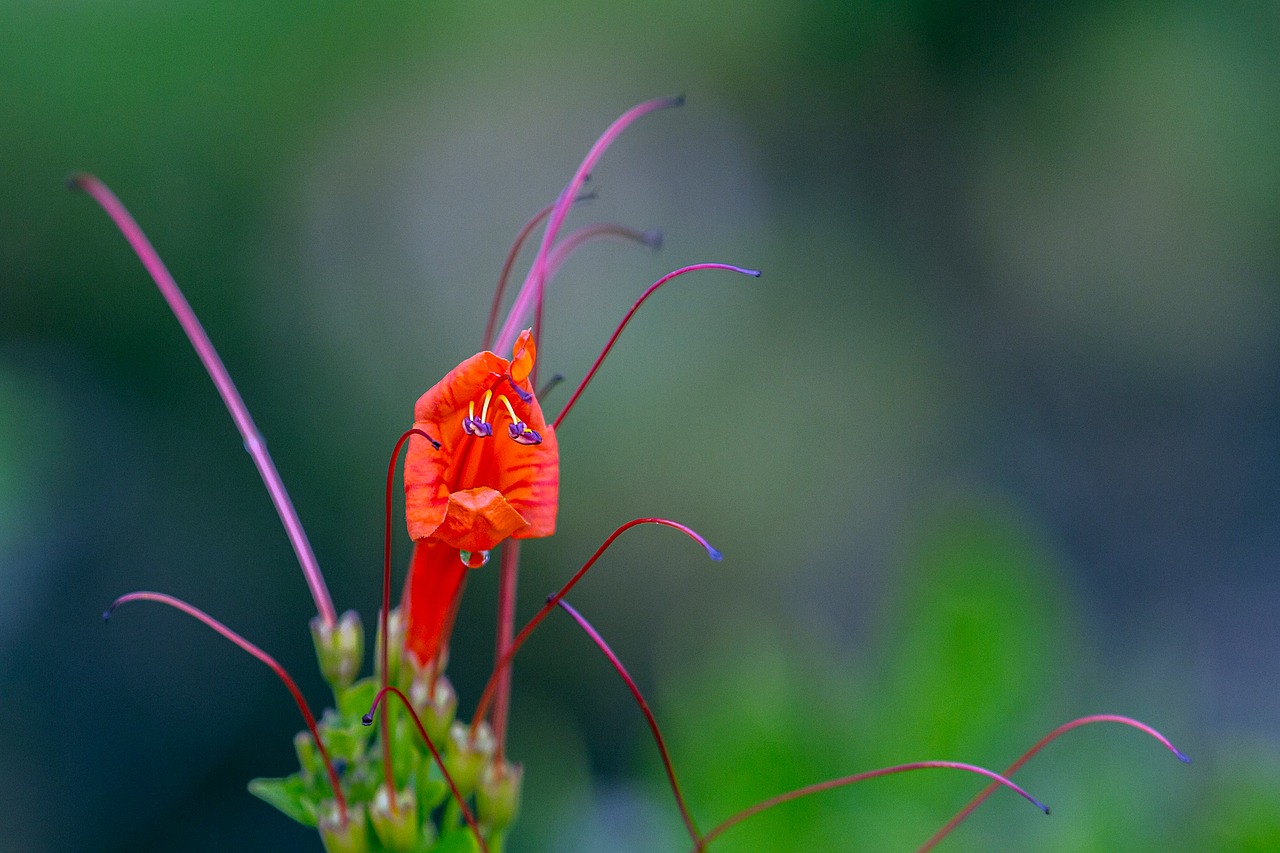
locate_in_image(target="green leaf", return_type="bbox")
[338,677,380,723]
[248,774,321,828]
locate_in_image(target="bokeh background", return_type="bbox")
[3,2,1279,850]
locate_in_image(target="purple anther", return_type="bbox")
[462,416,493,438]
[508,423,543,445]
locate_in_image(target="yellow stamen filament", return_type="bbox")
[479,389,494,423]
[468,399,477,421]
[496,395,521,427]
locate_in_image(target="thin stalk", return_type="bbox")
[553,263,759,431]
[491,541,520,762]
[916,714,1189,852]
[71,174,337,627]
[472,517,721,738]
[557,599,701,846]
[104,591,348,824]
[696,761,1048,852]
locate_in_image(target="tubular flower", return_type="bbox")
[401,328,559,665]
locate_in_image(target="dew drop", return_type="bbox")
[459,549,491,569]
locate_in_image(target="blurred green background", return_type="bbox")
[3,1,1279,850]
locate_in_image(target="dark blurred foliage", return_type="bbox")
[3,1,1279,850]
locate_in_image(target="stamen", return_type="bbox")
[363,685,489,853]
[495,395,542,445]
[694,761,1048,852]
[557,598,701,845]
[479,389,494,423]
[471,517,721,736]
[104,591,349,825]
[71,174,337,629]
[463,396,493,437]
[506,375,533,404]
[916,714,1190,852]
[554,263,761,431]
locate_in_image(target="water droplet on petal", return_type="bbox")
[459,549,491,568]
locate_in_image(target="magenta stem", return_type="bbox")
[553,263,759,431]
[491,541,520,761]
[471,517,721,738]
[493,95,683,355]
[366,685,489,853]
[71,174,337,627]
[557,598,702,845]
[104,591,348,824]
[697,761,1048,852]
[915,714,1190,852]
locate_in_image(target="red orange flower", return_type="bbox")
[400,328,559,666]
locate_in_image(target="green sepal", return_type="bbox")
[338,677,380,724]
[248,774,321,828]
[432,827,482,853]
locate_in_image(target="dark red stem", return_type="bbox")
[915,714,1190,852]
[105,591,348,824]
[556,598,701,845]
[696,761,1048,852]
[365,685,489,853]
[553,263,760,431]
[471,517,721,738]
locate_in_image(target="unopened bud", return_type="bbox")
[477,760,522,831]
[294,730,322,781]
[444,721,495,797]
[408,671,458,746]
[319,803,369,853]
[312,610,364,690]
[369,785,420,852]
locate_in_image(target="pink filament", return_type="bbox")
[697,761,1048,852]
[365,685,488,853]
[104,591,348,824]
[71,174,337,628]
[471,517,721,736]
[553,263,760,431]
[916,714,1189,852]
[492,95,683,355]
[557,598,702,845]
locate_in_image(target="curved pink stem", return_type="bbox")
[71,174,337,627]
[557,598,701,845]
[364,685,488,853]
[493,95,683,354]
[471,517,721,737]
[916,714,1189,852]
[104,591,348,823]
[553,263,760,431]
[697,761,1048,852]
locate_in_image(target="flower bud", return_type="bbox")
[408,671,458,746]
[294,730,323,782]
[477,760,522,831]
[312,610,364,690]
[319,803,369,853]
[369,785,420,852]
[444,720,495,797]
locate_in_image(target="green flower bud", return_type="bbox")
[312,610,364,690]
[408,671,458,746]
[319,803,369,853]
[477,761,522,831]
[294,730,322,782]
[369,785,421,852]
[444,720,495,797]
